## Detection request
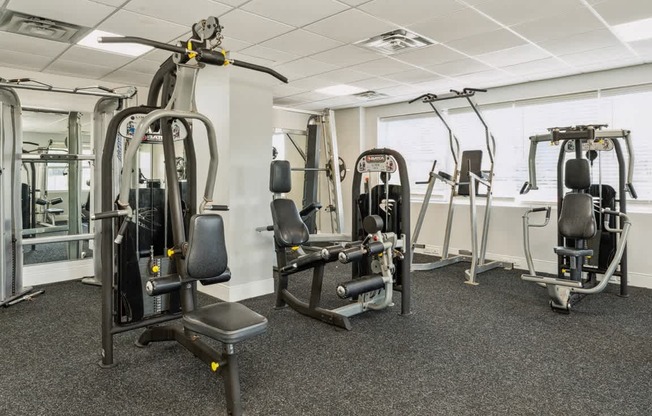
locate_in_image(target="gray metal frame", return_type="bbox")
[410,89,512,284]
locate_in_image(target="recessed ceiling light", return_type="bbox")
[612,17,652,42]
[77,29,153,57]
[315,84,366,96]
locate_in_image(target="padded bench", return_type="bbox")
[183,302,267,344]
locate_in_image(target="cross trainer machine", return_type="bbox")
[268,148,410,330]
[91,17,287,415]
[409,88,512,284]
[520,125,633,313]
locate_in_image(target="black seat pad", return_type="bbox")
[271,199,309,247]
[183,302,267,344]
[558,193,596,239]
[554,246,593,257]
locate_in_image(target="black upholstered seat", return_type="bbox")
[183,302,267,344]
[554,246,593,257]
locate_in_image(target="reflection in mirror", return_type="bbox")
[20,109,93,265]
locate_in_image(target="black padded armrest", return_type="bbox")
[200,268,231,286]
[299,202,322,218]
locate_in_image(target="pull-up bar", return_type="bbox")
[0,78,137,99]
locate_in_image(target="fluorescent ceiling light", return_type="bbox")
[315,84,366,96]
[77,29,153,57]
[612,17,652,43]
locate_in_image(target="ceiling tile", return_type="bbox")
[629,38,652,57]
[478,44,551,67]
[99,10,190,42]
[318,68,370,83]
[310,45,382,67]
[0,48,52,71]
[304,9,397,43]
[274,96,308,106]
[222,36,253,52]
[239,45,299,65]
[359,0,465,26]
[338,0,372,6]
[242,0,348,27]
[511,7,605,43]
[218,9,294,44]
[7,0,115,27]
[349,77,399,90]
[217,0,250,6]
[347,58,416,76]
[592,0,652,25]
[560,45,636,67]
[502,57,569,75]
[408,7,501,43]
[539,29,621,56]
[0,32,69,58]
[287,91,331,102]
[393,44,466,66]
[45,59,113,78]
[260,30,343,56]
[445,29,526,56]
[451,70,516,87]
[474,0,582,26]
[273,58,339,80]
[120,59,163,74]
[102,69,153,86]
[426,58,492,77]
[124,0,232,26]
[287,76,338,90]
[273,84,308,97]
[89,0,124,6]
[57,45,134,68]
[375,84,421,97]
[384,68,440,83]
[578,57,644,73]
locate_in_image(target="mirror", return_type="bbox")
[20,109,92,265]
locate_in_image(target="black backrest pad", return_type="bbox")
[559,193,597,239]
[458,150,483,196]
[270,160,292,193]
[271,199,309,247]
[565,158,591,190]
[186,214,228,280]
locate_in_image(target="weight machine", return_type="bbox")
[409,88,512,285]
[91,17,287,415]
[520,124,634,312]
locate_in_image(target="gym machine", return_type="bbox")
[520,124,634,312]
[409,88,512,284]
[0,80,135,307]
[268,148,410,330]
[91,17,287,415]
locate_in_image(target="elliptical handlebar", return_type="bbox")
[99,35,288,83]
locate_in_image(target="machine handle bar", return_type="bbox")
[99,36,288,83]
[91,209,129,220]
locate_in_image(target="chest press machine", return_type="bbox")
[92,17,287,415]
[520,125,634,313]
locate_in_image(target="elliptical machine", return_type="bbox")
[92,17,287,416]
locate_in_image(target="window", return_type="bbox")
[378,88,651,203]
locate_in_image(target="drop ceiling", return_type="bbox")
[0,0,651,111]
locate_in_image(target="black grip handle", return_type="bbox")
[231,59,288,83]
[366,241,385,256]
[205,204,229,211]
[463,87,487,93]
[627,183,638,199]
[415,181,430,185]
[92,209,129,220]
[408,93,436,104]
[531,207,548,213]
[519,181,531,195]
[196,49,226,66]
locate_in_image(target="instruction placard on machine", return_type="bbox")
[357,154,397,173]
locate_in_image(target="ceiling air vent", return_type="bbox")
[355,29,434,55]
[0,10,90,43]
[353,91,388,101]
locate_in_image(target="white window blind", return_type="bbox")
[378,89,651,203]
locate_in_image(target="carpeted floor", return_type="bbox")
[1,256,651,415]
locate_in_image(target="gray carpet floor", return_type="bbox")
[1,256,651,415]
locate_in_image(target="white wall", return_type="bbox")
[335,64,652,289]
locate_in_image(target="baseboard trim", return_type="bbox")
[23,259,94,287]
[198,277,275,302]
[414,245,652,289]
